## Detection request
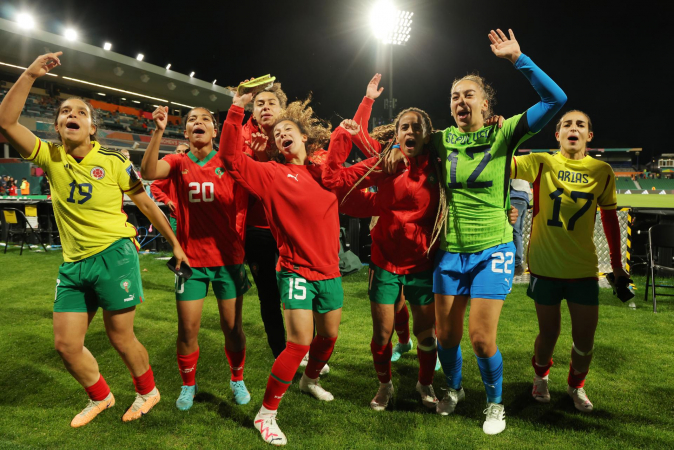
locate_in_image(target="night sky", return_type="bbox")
[2,0,670,160]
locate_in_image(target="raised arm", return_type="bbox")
[0,52,62,158]
[322,122,392,191]
[489,29,567,133]
[140,106,171,180]
[351,74,385,158]
[218,90,276,199]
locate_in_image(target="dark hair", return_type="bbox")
[369,107,434,145]
[53,97,99,143]
[555,110,593,133]
[254,83,288,109]
[181,107,219,139]
[450,73,496,119]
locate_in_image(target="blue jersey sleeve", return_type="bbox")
[514,54,567,133]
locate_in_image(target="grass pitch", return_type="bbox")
[1,249,673,449]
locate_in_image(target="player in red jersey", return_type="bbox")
[220,89,344,446]
[150,143,188,234]
[322,74,443,411]
[141,105,251,411]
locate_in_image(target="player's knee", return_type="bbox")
[54,338,83,357]
[415,328,437,348]
[539,326,561,342]
[107,332,136,354]
[469,332,495,357]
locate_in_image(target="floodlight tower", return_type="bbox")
[370,1,413,121]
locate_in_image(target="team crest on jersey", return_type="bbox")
[182,169,189,175]
[215,167,225,178]
[90,166,106,180]
[120,279,131,293]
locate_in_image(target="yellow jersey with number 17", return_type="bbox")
[24,137,143,262]
[512,152,617,280]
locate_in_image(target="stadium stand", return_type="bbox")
[615,177,638,190]
[638,178,674,190]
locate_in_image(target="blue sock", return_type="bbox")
[437,343,462,390]
[476,348,503,404]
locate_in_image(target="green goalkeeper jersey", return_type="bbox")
[432,112,535,253]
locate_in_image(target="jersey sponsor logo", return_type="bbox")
[445,127,492,145]
[287,173,299,182]
[126,164,140,183]
[124,294,135,302]
[557,170,589,184]
[90,166,106,180]
[120,279,131,293]
[215,167,225,178]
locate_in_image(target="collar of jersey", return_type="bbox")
[187,149,217,166]
[555,151,590,165]
[63,141,101,165]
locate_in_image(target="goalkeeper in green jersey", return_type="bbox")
[432,29,567,435]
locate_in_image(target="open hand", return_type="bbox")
[25,52,62,79]
[485,115,505,129]
[384,145,408,174]
[488,29,522,64]
[366,73,384,100]
[246,132,270,160]
[340,119,361,136]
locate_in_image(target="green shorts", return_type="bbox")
[368,265,434,306]
[277,270,343,313]
[54,239,144,313]
[169,216,177,235]
[175,265,251,301]
[527,276,599,306]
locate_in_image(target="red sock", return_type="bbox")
[417,346,437,386]
[304,335,337,379]
[85,374,111,401]
[395,303,410,344]
[262,342,309,410]
[370,340,392,383]
[532,355,553,378]
[177,349,199,386]
[132,366,156,395]
[568,363,588,389]
[225,347,246,382]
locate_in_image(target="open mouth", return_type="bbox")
[404,138,416,149]
[66,122,80,130]
[456,110,470,121]
[567,136,579,143]
[282,139,293,151]
[193,127,206,135]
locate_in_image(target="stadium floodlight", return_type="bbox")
[369,1,412,46]
[16,13,35,30]
[212,79,217,85]
[189,71,195,78]
[64,28,78,41]
[103,42,112,51]
[166,63,171,70]
[136,54,144,61]
[61,76,168,102]
[170,101,194,108]
[132,100,141,104]
[97,93,105,96]
[121,97,126,100]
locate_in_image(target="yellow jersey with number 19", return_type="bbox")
[512,152,617,280]
[24,137,143,262]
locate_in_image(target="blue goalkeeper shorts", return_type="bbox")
[433,242,516,300]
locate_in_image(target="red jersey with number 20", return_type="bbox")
[164,151,248,267]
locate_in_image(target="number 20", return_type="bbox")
[188,182,214,203]
[491,252,514,274]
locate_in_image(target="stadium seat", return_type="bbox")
[644,223,674,313]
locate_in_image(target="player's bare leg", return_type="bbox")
[175,299,204,410]
[410,303,438,408]
[468,298,506,435]
[298,309,340,401]
[370,303,395,410]
[54,311,115,427]
[391,291,412,361]
[532,303,561,403]
[566,303,598,412]
[103,307,159,422]
[218,295,249,404]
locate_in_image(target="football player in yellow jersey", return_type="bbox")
[0,52,188,427]
[511,110,629,412]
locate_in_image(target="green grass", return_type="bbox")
[1,248,673,449]
[616,193,674,208]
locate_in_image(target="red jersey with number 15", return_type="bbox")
[164,151,248,267]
